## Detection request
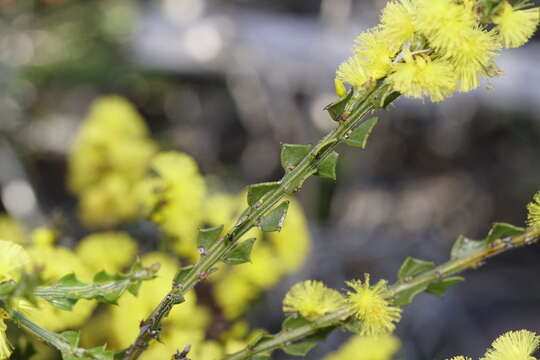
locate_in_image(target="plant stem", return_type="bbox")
[222,227,540,360]
[122,86,389,360]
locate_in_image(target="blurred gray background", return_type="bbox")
[1,0,540,359]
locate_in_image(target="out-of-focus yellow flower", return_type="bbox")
[354,29,399,80]
[493,1,539,48]
[31,228,57,247]
[481,330,540,360]
[324,334,400,360]
[137,152,206,261]
[68,95,156,227]
[283,280,346,319]
[388,53,457,102]
[336,54,370,88]
[0,216,25,244]
[527,191,540,228]
[346,274,402,336]
[108,252,210,350]
[0,319,12,360]
[25,244,96,331]
[0,240,30,282]
[76,232,138,273]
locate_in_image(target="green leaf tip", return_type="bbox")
[426,276,465,297]
[485,222,524,245]
[260,201,289,232]
[197,225,223,250]
[223,238,256,265]
[280,144,312,172]
[316,151,339,180]
[281,326,336,356]
[325,89,353,121]
[397,257,436,281]
[393,283,429,306]
[247,182,280,206]
[450,235,486,260]
[345,117,378,149]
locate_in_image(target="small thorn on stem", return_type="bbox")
[172,345,192,360]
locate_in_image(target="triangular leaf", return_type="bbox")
[393,283,428,306]
[382,91,400,109]
[93,271,116,283]
[173,265,194,285]
[316,151,339,180]
[197,225,223,250]
[281,144,312,172]
[260,201,289,232]
[485,222,524,245]
[345,117,378,149]
[281,316,312,330]
[250,334,274,349]
[450,235,486,260]
[343,318,363,334]
[397,257,436,281]
[223,238,256,265]
[325,89,353,121]
[45,297,77,311]
[426,276,465,297]
[61,331,80,347]
[57,274,86,287]
[282,326,336,356]
[247,182,280,206]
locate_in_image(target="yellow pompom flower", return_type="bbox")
[0,240,30,282]
[336,54,370,88]
[387,53,457,102]
[354,29,399,80]
[283,280,346,319]
[346,274,402,336]
[31,227,57,247]
[324,334,400,360]
[482,330,540,360]
[380,0,417,46]
[526,191,540,228]
[0,216,25,244]
[76,232,138,273]
[0,318,12,360]
[493,1,540,49]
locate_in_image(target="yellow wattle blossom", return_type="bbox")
[380,0,416,46]
[76,232,138,273]
[387,54,457,102]
[0,240,30,282]
[493,1,540,48]
[0,319,11,360]
[283,280,346,319]
[137,151,206,261]
[336,54,370,88]
[0,216,25,244]
[481,330,540,360]
[324,334,400,360]
[345,274,402,336]
[354,29,399,80]
[526,191,540,227]
[31,227,57,247]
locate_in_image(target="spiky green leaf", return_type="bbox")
[426,276,465,297]
[223,238,256,265]
[260,201,289,232]
[393,283,428,307]
[450,235,486,260]
[325,89,353,121]
[280,144,312,172]
[197,225,223,250]
[397,257,436,281]
[485,222,524,245]
[345,117,378,149]
[247,182,280,206]
[316,151,339,180]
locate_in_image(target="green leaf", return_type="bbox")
[281,144,312,172]
[450,235,486,260]
[250,334,274,349]
[57,274,86,287]
[260,201,289,232]
[281,316,312,330]
[343,318,363,334]
[316,151,339,180]
[345,117,379,149]
[223,238,256,265]
[426,276,465,297]
[382,91,400,109]
[174,265,194,285]
[61,331,80,347]
[46,297,78,311]
[325,89,353,121]
[397,257,436,281]
[247,182,280,206]
[485,222,524,245]
[393,283,428,306]
[281,326,336,357]
[197,225,223,250]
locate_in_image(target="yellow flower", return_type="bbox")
[345,274,402,336]
[481,330,540,360]
[0,216,25,244]
[137,152,206,261]
[0,319,11,360]
[324,334,400,360]
[336,54,369,88]
[283,280,346,320]
[335,79,347,97]
[387,54,457,102]
[380,0,417,46]
[76,232,138,273]
[526,191,540,227]
[31,227,57,247]
[354,29,399,79]
[0,240,30,282]
[493,1,540,48]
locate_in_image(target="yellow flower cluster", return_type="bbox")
[526,191,540,228]
[68,96,156,227]
[447,329,539,360]
[324,334,400,360]
[137,151,206,261]
[209,194,311,319]
[283,280,346,319]
[336,0,539,102]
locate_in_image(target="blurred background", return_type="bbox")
[1,0,540,359]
